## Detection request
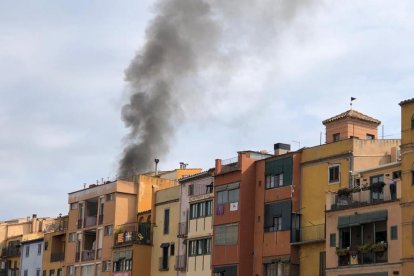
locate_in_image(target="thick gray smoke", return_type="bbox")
[118,0,315,178]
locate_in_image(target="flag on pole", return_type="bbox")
[351,97,356,101]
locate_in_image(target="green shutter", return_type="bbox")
[265,156,293,186]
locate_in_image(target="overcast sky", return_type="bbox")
[1,0,413,220]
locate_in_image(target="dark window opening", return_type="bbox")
[333,133,340,142]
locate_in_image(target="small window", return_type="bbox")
[38,243,42,255]
[411,114,414,129]
[44,242,48,251]
[393,171,401,179]
[36,269,41,276]
[188,185,194,196]
[170,243,175,256]
[68,233,76,242]
[412,164,414,186]
[163,209,170,234]
[106,193,114,201]
[104,225,113,236]
[333,133,340,142]
[330,233,336,247]
[273,217,282,231]
[391,225,398,240]
[43,271,46,276]
[67,266,74,276]
[329,165,340,183]
[57,269,62,276]
[24,270,28,276]
[49,270,55,276]
[70,203,78,210]
[25,246,29,257]
[103,261,111,272]
[366,134,375,140]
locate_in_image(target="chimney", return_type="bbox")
[274,143,290,156]
[154,159,160,176]
[179,162,187,169]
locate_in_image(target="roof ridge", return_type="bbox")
[322,109,381,125]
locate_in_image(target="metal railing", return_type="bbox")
[177,222,188,237]
[81,250,95,261]
[2,247,20,257]
[44,220,68,233]
[328,181,400,211]
[338,249,387,266]
[159,257,169,271]
[175,255,186,271]
[50,252,64,262]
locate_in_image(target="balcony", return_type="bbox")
[114,222,151,247]
[44,219,68,233]
[327,181,399,211]
[84,216,97,228]
[81,250,95,261]
[337,244,388,266]
[291,224,325,244]
[159,257,169,271]
[2,247,20,258]
[50,252,65,262]
[177,222,188,238]
[175,255,186,271]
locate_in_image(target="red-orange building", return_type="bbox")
[212,151,271,276]
[253,144,302,276]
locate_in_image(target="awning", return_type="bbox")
[338,210,387,228]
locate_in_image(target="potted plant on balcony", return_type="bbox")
[357,243,372,254]
[336,247,349,256]
[337,188,352,197]
[371,241,387,252]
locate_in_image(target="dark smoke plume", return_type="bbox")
[118,0,315,178]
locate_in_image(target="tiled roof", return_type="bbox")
[322,109,381,125]
[399,98,414,106]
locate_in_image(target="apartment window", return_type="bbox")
[68,233,76,242]
[366,134,375,140]
[190,200,213,219]
[391,225,398,240]
[70,203,78,210]
[329,233,336,247]
[104,225,113,236]
[411,114,414,129]
[371,174,385,201]
[43,271,46,276]
[24,270,28,276]
[164,209,170,234]
[170,243,175,256]
[333,133,340,142]
[319,251,326,276]
[265,173,284,189]
[36,269,41,276]
[329,165,340,183]
[25,245,29,257]
[273,217,282,231]
[44,242,48,251]
[106,193,114,201]
[49,270,55,276]
[189,238,211,256]
[216,189,239,205]
[215,224,238,245]
[103,261,111,272]
[412,164,414,185]
[393,170,401,179]
[38,243,42,255]
[66,266,74,276]
[263,263,277,276]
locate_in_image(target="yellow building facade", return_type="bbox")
[151,186,180,276]
[299,109,400,276]
[399,98,414,275]
[42,216,68,276]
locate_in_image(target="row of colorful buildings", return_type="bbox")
[2,98,414,276]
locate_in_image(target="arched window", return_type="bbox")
[411,114,414,129]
